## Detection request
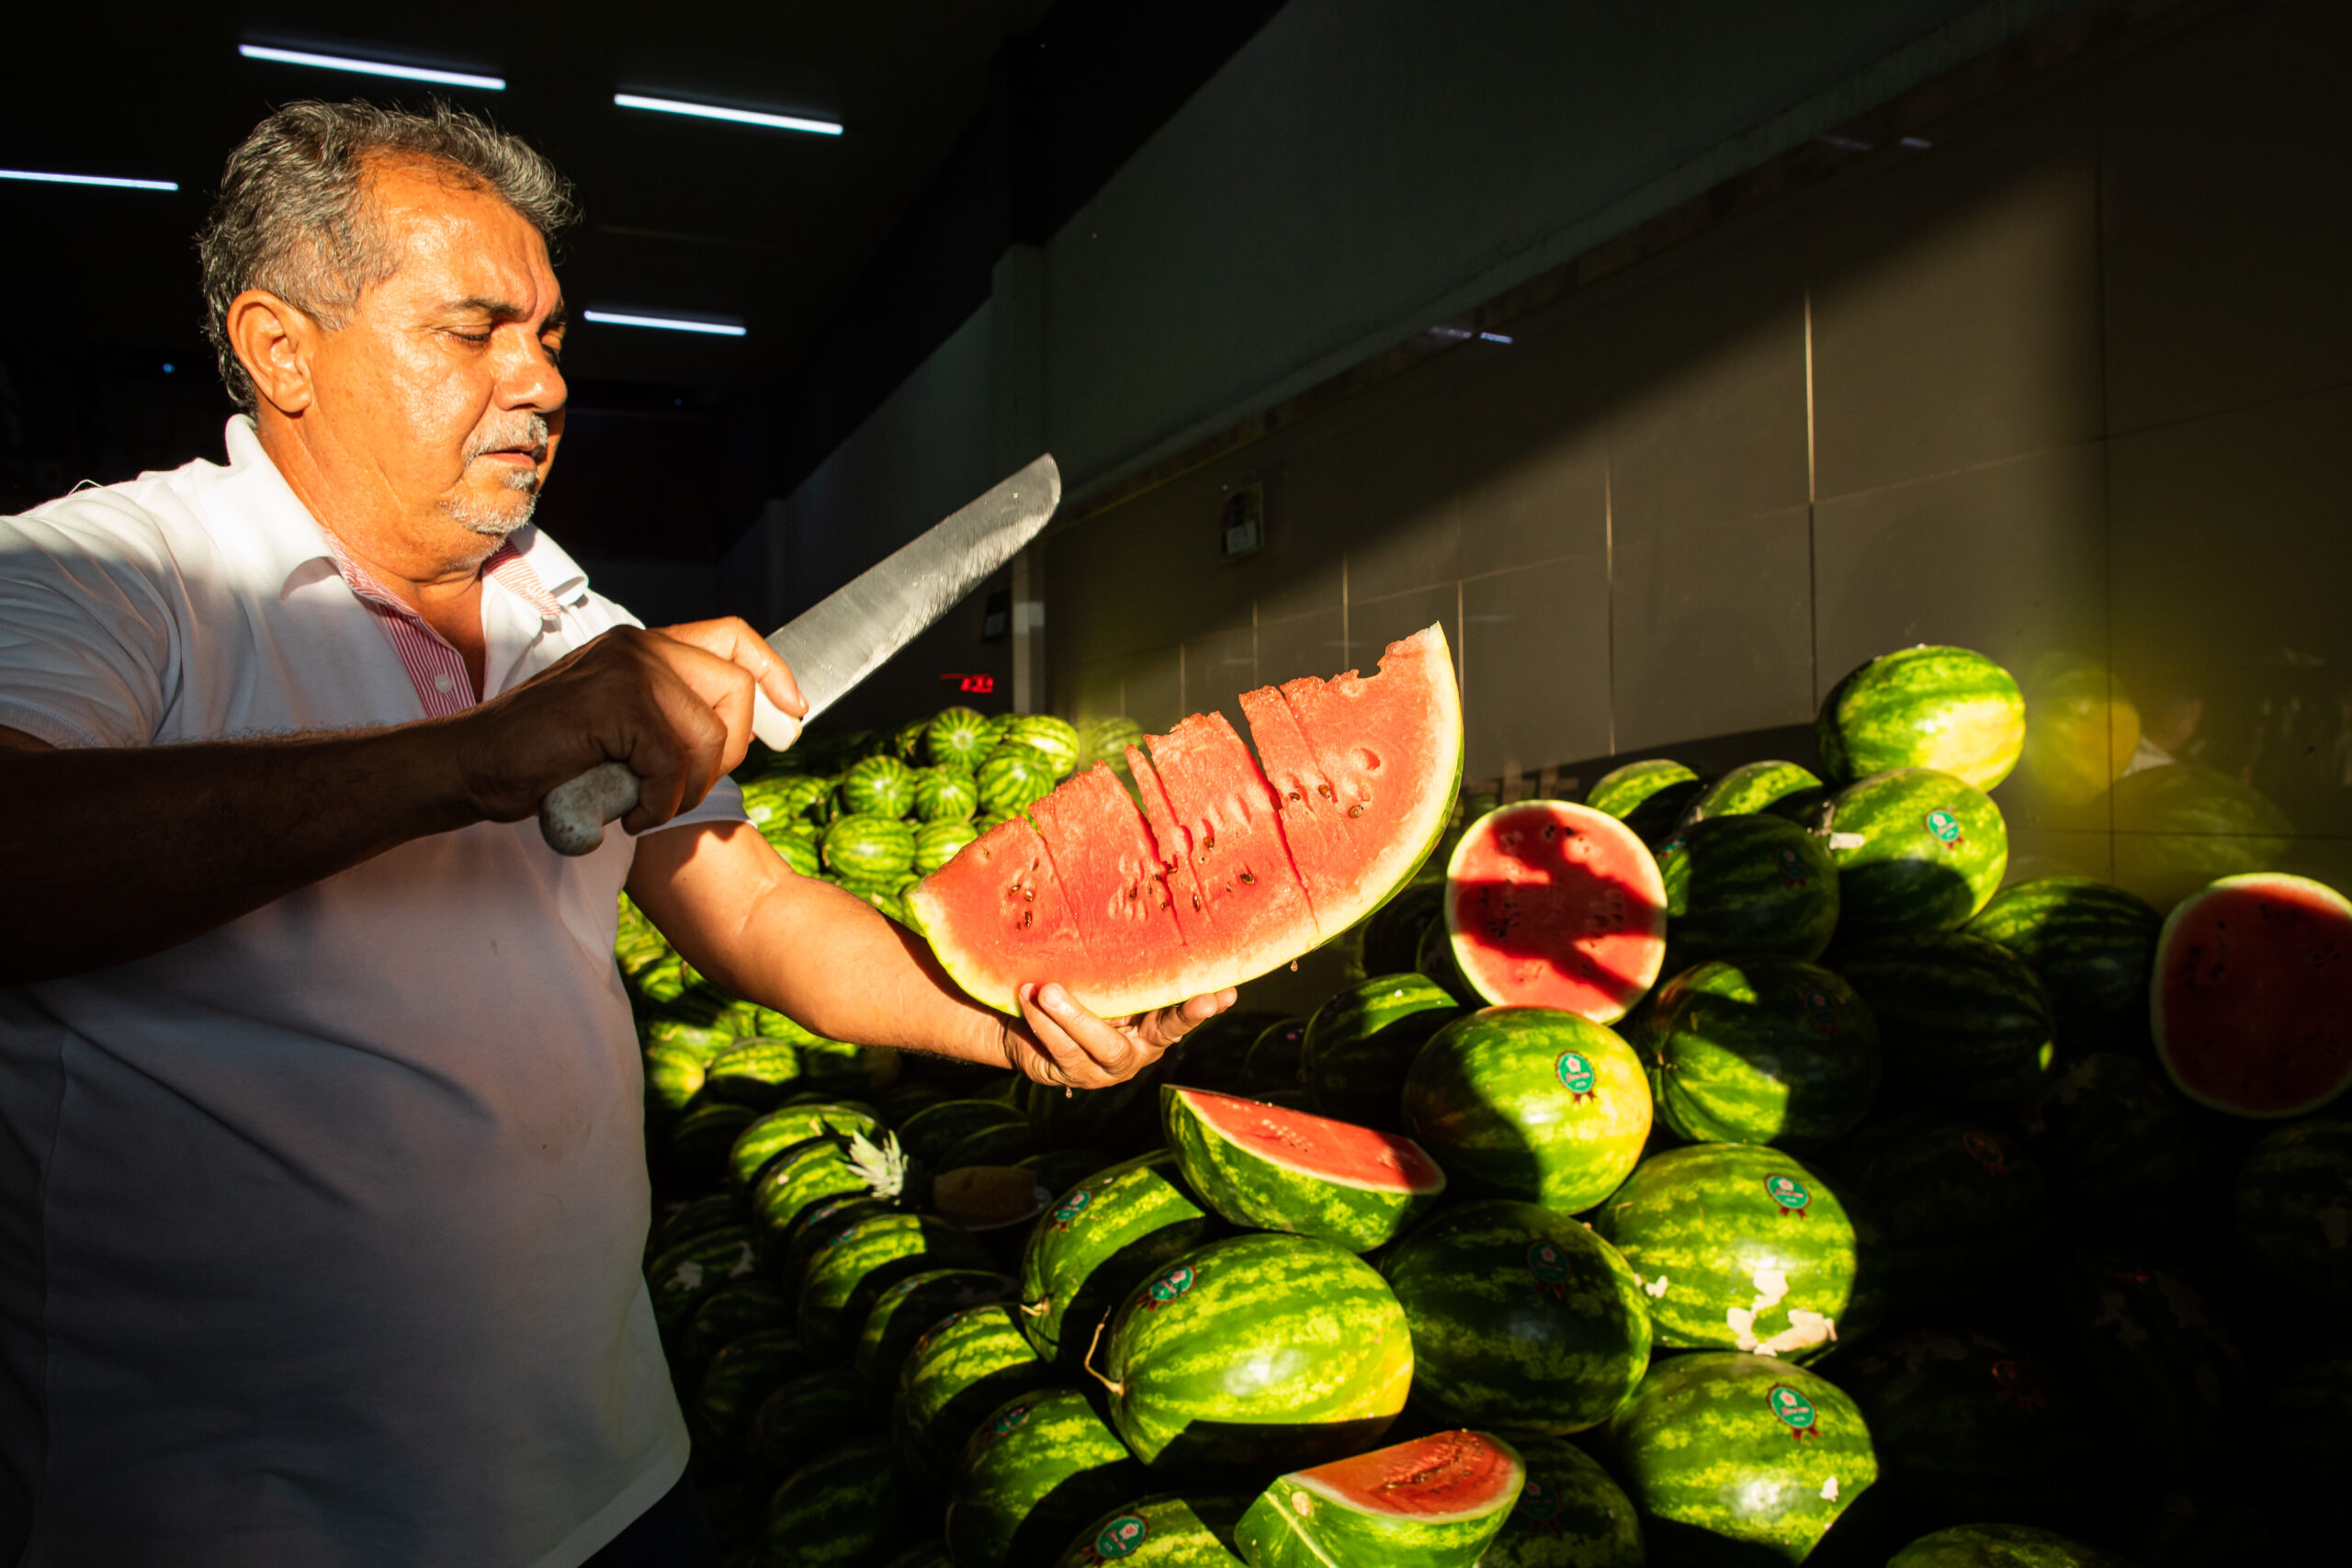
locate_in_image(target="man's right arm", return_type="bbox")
[0,620,799,986]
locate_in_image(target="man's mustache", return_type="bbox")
[464,415,552,464]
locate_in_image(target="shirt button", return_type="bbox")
[433,673,455,694]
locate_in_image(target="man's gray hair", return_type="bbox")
[198,100,578,411]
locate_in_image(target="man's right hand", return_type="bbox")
[447,618,807,836]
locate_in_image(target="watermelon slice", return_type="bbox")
[1442,801,1667,1022]
[2153,873,2352,1117]
[1161,1086,1446,1251]
[1234,1429,1526,1568]
[910,627,1464,1016]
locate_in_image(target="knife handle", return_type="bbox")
[536,691,804,856]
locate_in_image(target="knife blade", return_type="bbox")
[537,453,1061,854]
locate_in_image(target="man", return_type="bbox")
[0,102,1227,1565]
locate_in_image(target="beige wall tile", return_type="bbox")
[1461,558,1611,781]
[2102,0,2352,434]
[1181,624,1260,728]
[1809,100,2101,499]
[1255,609,1348,688]
[2002,826,2114,887]
[1456,419,1610,581]
[1350,583,1461,683]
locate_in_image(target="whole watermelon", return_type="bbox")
[888,714,933,761]
[1052,1493,1246,1568]
[977,746,1056,815]
[1003,715,1081,778]
[1838,1330,2080,1520]
[1240,1017,1310,1095]
[1077,715,1148,773]
[1102,1233,1411,1474]
[912,818,979,874]
[839,879,906,922]
[926,707,993,771]
[764,1436,914,1567]
[1836,931,2055,1107]
[897,1099,1027,1167]
[678,1282,788,1380]
[1300,973,1463,1127]
[2265,1355,2352,1497]
[842,754,919,818]
[1887,1523,2132,1567]
[854,1268,1019,1386]
[2234,1119,2352,1313]
[2109,761,2293,908]
[643,1043,707,1121]
[666,1101,756,1181]
[1817,644,2025,790]
[894,1303,1054,1486]
[698,1037,801,1110]
[824,814,917,880]
[1378,1199,1651,1434]
[1591,1144,1862,1359]
[1646,956,1880,1145]
[1657,813,1840,966]
[648,1225,758,1337]
[692,1327,810,1455]
[1823,767,2007,937]
[729,1101,883,1193]
[749,1136,892,1251]
[1017,1149,1221,1374]
[947,1387,1147,1568]
[1608,1351,1877,1564]
[773,834,821,878]
[749,1369,877,1489]
[1475,1433,1644,1568]
[2061,1252,2249,1493]
[1834,1116,2046,1297]
[1674,760,1826,828]
[1585,759,1702,846]
[2019,657,2141,809]
[911,765,981,823]
[2019,1051,2185,1207]
[1963,876,2160,1051]
[798,1212,994,1355]
[1401,1008,1652,1213]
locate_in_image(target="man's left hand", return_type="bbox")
[1001,984,1238,1091]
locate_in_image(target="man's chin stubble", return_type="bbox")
[438,475,541,539]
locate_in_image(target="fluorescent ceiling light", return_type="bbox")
[582,310,747,337]
[614,94,842,136]
[0,168,177,191]
[238,44,505,90]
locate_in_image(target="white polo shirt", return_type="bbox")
[0,417,745,1566]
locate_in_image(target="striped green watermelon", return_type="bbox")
[837,880,905,920]
[1590,1145,1860,1359]
[777,1196,894,1301]
[2020,1051,2185,1205]
[1234,1430,1524,1568]
[799,1040,901,1100]
[977,746,1056,814]
[641,1011,735,1055]
[842,755,919,818]
[1647,957,1880,1145]
[1078,715,1148,772]
[1840,1330,2077,1519]
[2109,762,2294,908]
[895,1303,1056,1485]
[1825,767,2007,937]
[1240,1017,1310,1094]
[692,1326,811,1454]
[744,774,832,829]
[1100,1234,1412,1474]
[1608,1352,1877,1563]
[1586,759,1702,845]
[648,1225,759,1337]
[912,766,981,823]
[890,714,933,761]
[1378,1200,1650,1434]
[1817,645,2025,790]
[1299,974,1463,1127]
[750,1369,878,1488]
[774,834,822,878]
[937,1119,1039,1169]
[1837,931,2055,1106]
[1006,715,1082,778]
[1020,1148,1114,1196]
[825,814,917,881]
[1442,801,1669,1021]
[1474,1434,1644,1568]
[855,1267,1019,1384]
[912,818,980,875]
[1017,1149,1220,1374]
[1401,1008,1653,1213]
[1161,1087,1445,1251]
[751,1134,898,1246]
[643,1043,707,1120]
[1887,1523,2132,1567]
[654,1192,747,1263]
[679,1283,791,1380]
[2234,1120,2352,1311]
[927,706,994,770]
[2153,873,2352,1117]
[899,1099,1029,1167]
[667,1100,757,1179]
[1964,875,2160,1051]
[1052,1492,1247,1566]
[699,1038,802,1109]
[1164,1007,1286,1094]
[764,1435,914,1567]
[947,1388,1148,1568]
[798,1213,994,1355]
[1835,1116,2046,1292]
[1362,883,1446,978]
[1676,760,1826,827]
[1657,813,1839,966]
[729,1102,885,1192]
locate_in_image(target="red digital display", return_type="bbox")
[940,673,996,694]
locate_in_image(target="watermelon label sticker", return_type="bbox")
[1052,1190,1093,1231]
[1776,844,1810,886]
[1144,1264,1196,1309]
[1516,1476,1563,1534]
[986,1404,1032,1445]
[1555,1052,1598,1103]
[1770,1384,1820,1439]
[1526,1239,1576,1301]
[1802,987,1842,1037]
[1925,809,1962,844]
[1091,1515,1149,1560]
[1962,1129,2009,1174]
[1764,1174,1811,1216]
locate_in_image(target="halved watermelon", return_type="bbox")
[909,627,1464,1016]
[1161,1086,1446,1251]
[1234,1429,1526,1568]
[2153,873,2352,1117]
[1442,801,1667,1022]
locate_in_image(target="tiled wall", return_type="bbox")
[1043,0,2352,908]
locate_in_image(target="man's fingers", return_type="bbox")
[1013,984,1102,1087]
[656,616,808,718]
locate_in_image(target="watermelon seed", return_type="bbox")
[1193,894,1203,910]
[1240,870,1256,885]
[1318,784,1335,799]
[1022,911,1033,928]
[1288,790,1303,803]
[1348,804,1365,818]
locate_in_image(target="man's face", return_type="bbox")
[303,157,569,552]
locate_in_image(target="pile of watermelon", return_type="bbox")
[622,637,2350,1566]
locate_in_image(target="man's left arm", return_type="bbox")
[626,819,1233,1089]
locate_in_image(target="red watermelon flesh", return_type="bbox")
[1293,1429,1522,1517]
[2154,872,2352,1117]
[1179,1088,1445,1191]
[1238,684,1352,930]
[1444,801,1667,1023]
[910,627,1463,1018]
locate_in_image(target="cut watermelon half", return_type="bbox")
[1443,801,1668,1022]
[1161,1086,1445,1252]
[1235,1429,1525,1568]
[910,627,1463,1016]
[2153,872,2352,1117]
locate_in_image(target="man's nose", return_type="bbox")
[498,336,566,412]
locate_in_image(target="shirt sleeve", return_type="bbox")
[648,774,751,834]
[0,497,180,749]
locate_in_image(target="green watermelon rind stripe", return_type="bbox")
[1649,959,1879,1145]
[1162,1087,1442,1252]
[1017,1150,1214,1361]
[1826,767,2007,934]
[1656,814,1838,965]
[1818,646,2024,790]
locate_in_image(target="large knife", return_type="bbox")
[537,453,1061,854]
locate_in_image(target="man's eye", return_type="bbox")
[449,331,492,344]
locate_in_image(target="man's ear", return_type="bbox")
[226,289,318,414]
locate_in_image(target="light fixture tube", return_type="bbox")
[238,44,505,91]
[613,94,842,136]
[581,310,748,337]
[0,168,177,191]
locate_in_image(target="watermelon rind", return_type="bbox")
[1474,1433,1645,1568]
[1839,1330,2079,1520]
[2150,872,2352,1118]
[824,813,918,880]
[1607,1351,1877,1564]
[2019,1051,2184,1206]
[1051,1491,1248,1567]
[1161,1087,1445,1252]
[946,1387,1148,1568]
[749,1368,878,1489]
[1590,1144,1861,1359]
[1657,813,1840,967]
[927,706,994,771]
[1963,876,2160,1051]
[691,1325,811,1456]
[728,1100,882,1191]
[1675,760,1826,828]
[1837,931,2055,1108]
[764,1435,915,1568]
[1647,957,1880,1145]
[1240,1017,1311,1095]
[1233,1430,1524,1568]
[912,818,980,874]
[977,745,1057,815]
[1005,715,1082,778]
[1816,645,2025,791]
[1401,1007,1653,1214]
[854,1267,1020,1385]
[894,1304,1054,1486]
[1016,1149,1221,1373]
[1586,759,1703,845]
[1443,801,1668,1022]
[1299,974,1464,1127]
[797,1212,993,1355]
[1834,1116,2046,1293]
[912,765,981,823]
[842,754,919,818]
[2234,1119,2352,1311]
[1824,767,2008,937]
[1379,1200,1651,1435]
[1885,1522,2132,1567]
[1102,1233,1412,1474]
[2109,762,2294,909]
